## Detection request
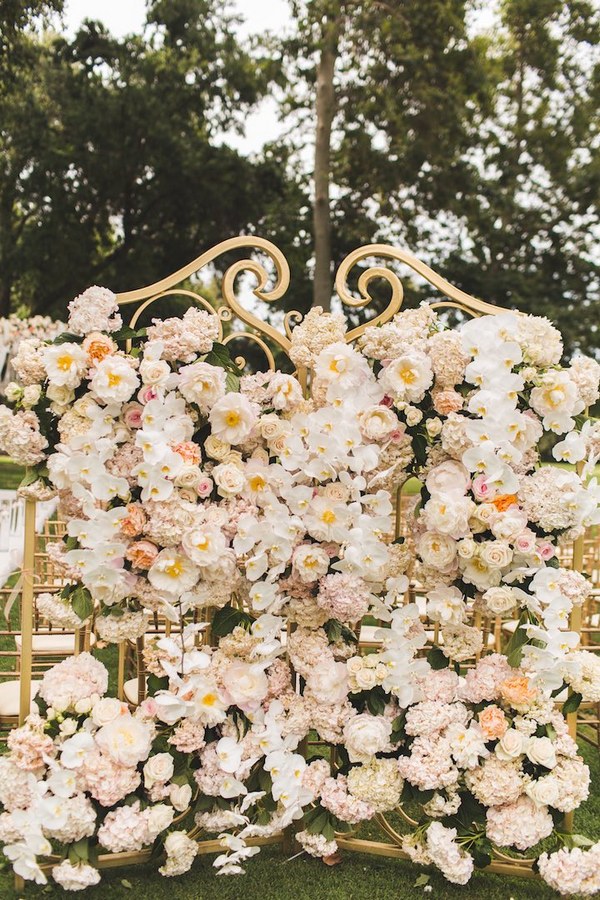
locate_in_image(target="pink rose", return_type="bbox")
[380,395,394,408]
[472,474,491,501]
[196,476,214,498]
[538,541,555,561]
[515,530,537,554]
[122,402,143,429]
[137,385,158,405]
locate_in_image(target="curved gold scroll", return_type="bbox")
[335,244,504,343]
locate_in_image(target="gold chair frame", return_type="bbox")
[15,236,588,886]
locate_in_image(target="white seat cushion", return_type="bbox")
[15,633,96,653]
[123,677,147,706]
[0,680,40,717]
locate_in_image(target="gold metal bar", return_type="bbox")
[19,499,36,724]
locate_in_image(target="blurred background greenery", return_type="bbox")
[0,0,598,357]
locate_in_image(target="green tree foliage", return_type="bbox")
[0,0,309,318]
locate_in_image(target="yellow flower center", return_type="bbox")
[321,509,336,524]
[225,411,241,427]
[108,372,122,387]
[164,560,183,578]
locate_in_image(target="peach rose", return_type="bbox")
[83,332,117,364]
[499,675,538,711]
[478,704,508,740]
[120,504,147,538]
[126,540,160,569]
[172,441,201,466]
[432,389,463,416]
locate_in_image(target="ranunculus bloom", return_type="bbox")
[478,704,508,740]
[126,540,160,569]
[172,441,201,465]
[120,503,146,537]
[499,675,538,711]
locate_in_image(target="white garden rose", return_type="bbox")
[209,393,257,444]
[43,342,88,389]
[293,544,330,583]
[170,783,193,812]
[380,351,433,402]
[178,361,227,412]
[95,714,153,767]
[526,737,557,770]
[343,713,392,763]
[358,405,400,441]
[22,384,42,407]
[417,532,457,571]
[148,549,200,595]
[147,804,175,838]
[91,697,128,728]
[495,729,525,762]
[212,462,246,497]
[143,753,175,788]
[139,358,171,387]
[90,356,140,404]
[426,461,471,497]
[482,586,517,615]
[480,541,513,570]
[526,776,561,808]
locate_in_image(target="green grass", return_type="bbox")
[0,456,25,490]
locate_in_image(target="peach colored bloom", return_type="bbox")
[478,704,508,740]
[120,503,146,537]
[126,540,159,569]
[499,675,538,711]
[172,441,201,465]
[492,494,518,512]
[83,332,116,364]
[432,389,463,416]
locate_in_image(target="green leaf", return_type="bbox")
[146,673,169,695]
[121,879,133,889]
[111,325,147,342]
[505,614,530,667]
[70,586,93,621]
[64,535,78,551]
[562,691,582,715]
[427,646,449,670]
[211,603,254,637]
[324,619,342,643]
[205,342,243,376]
[52,332,84,345]
[226,370,240,393]
[414,874,430,887]
[19,466,42,487]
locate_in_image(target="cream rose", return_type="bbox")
[343,713,392,763]
[147,803,175,837]
[95,714,153,767]
[143,752,175,788]
[170,783,193,812]
[212,462,246,497]
[204,434,231,461]
[495,728,525,761]
[417,531,457,571]
[359,405,400,441]
[178,361,227,413]
[480,541,513,570]
[91,697,128,728]
[482,586,517,615]
[526,736,557,770]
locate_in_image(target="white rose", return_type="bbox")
[169,783,193,812]
[178,361,226,413]
[95,714,153,767]
[22,384,42,407]
[343,713,392,763]
[417,531,457,571]
[147,803,175,838]
[212,462,246,497]
[405,406,423,426]
[91,697,128,728]
[495,728,525,761]
[425,417,442,437]
[204,434,231,461]
[526,736,557,770]
[355,668,378,690]
[144,752,175,787]
[174,465,202,489]
[74,697,93,715]
[525,776,560,807]
[46,383,75,406]
[59,718,78,736]
[140,358,171,386]
[359,406,400,441]
[426,461,470,498]
[480,541,513,570]
[457,537,477,559]
[347,656,364,676]
[482,586,517,615]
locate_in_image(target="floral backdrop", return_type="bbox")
[0,285,599,895]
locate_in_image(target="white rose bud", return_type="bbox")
[425,417,442,437]
[22,384,42,407]
[355,668,378,690]
[59,718,78,736]
[405,406,423,426]
[74,697,93,715]
[5,382,23,402]
[169,783,193,812]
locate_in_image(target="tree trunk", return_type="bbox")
[312,14,340,311]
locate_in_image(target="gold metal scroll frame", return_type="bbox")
[15,238,583,887]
